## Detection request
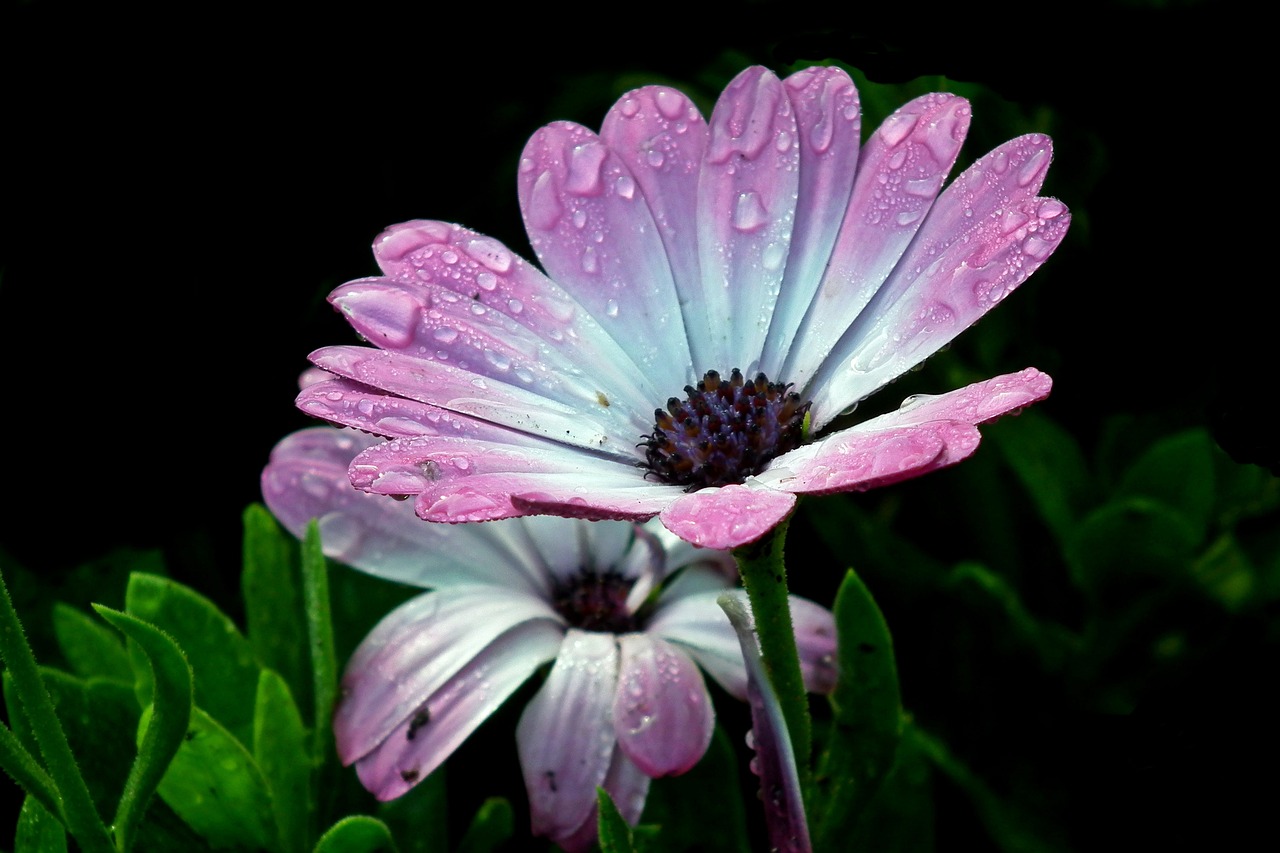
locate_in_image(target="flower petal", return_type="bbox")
[262,427,550,593]
[310,345,637,455]
[659,482,797,549]
[867,367,1053,430]
[718,594,811,853]
[351,618,563,800]
[551,746,652,853]
[296,376,521,440]
[786,92,972,391]
[599,83,707,334]
[762,66,863,374]
[755,423,955,495]
[335,587,560,765]
[518,121,693,394]
[518,630,621,842]
[695,66,799,373]
[809,192,1069,424]
[613,634,714,777]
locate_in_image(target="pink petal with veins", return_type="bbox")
[659,482,798,549]
[517,630,620,842]
[352,618,563,800]
[612,634,714,777]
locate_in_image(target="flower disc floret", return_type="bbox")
[641,368,810,491]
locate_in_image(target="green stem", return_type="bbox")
[0,569,114,853]
[732,515,811,796]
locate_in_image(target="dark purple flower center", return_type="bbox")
[640,368,810,491]
[550,569,639,633]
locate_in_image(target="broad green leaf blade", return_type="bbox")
[641,725,749,853]
[455,798,514,853]
[51,603,133,683]
[255,669,312,853]
[597,788,636,853]
[125,573,261,747]
[1066,498,1200,596]
[313,816,399,853]
[243,504,310,720]
[814,568,903,848]
[93,604,194,853]
[1116,429,1216,545]
[142,703,276,851]
[15,795,68,853]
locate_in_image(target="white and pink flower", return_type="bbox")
[298,64,1067,549]
[262,426,836,850]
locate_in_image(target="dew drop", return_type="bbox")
[619,96,640,118]
[441,250,458,264]
[485,350,512,371]
[581,245,599,274]
[566,142,607,196]
[507,298,524,314]
[878,112,918,147]
[476,271,498,291]
[732,190,769,232]
[572,209,588,230]
[615,174,636,199]
[528,171,563,230]
[646,148,665,168]
[464,237,513,272]
[432,327,458,343]
[654,88,685,120]
[605,298,620,317]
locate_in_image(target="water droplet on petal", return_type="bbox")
[878,112,918,147]
[645,148,665,168]
[615,174,636,199]
[476,272,498,291]
[581,245,599,274]
[528,171,563,230]
[732,190,769,232]
[566,142,607,196]
[655,88,686,120]
[464,237,513,272]
[432,327,458,343]
[605,298,620,317]
[619,96,640,118]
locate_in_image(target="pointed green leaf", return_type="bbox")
[93,604,194,853]
[125,572,261,747]
[814,568,903,848]
[641,725,749,852]
[313,816,399,853]
[15,795,68,853]
[243,504,310,720]
[302,522,338,770]
[142,703,276,850]
[255,669,311,853]
[948,562,1077,671]
[0,685,63,823]
[597,788,636,853]
[51,603,133,683]
[455,798,513,853]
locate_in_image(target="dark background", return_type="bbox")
[1,0,1269,849]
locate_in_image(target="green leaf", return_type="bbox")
[454,798,513,853]
[1191,533,1258,612]
[641,725,749,853]
[255,669,312,853]
[0,570,113,853]
[597,788,636,853]
[51,603,133,683]
[93,604,194,853]
[15,795,68,853]
[125,573,261,747]
[947,562,1078,671]
[845,726,934,853]
[142,703,276,850]
[1115,429,1216,545]
[243,504,310,720]
[313,816,399,853]
[302,522,338,775]
[1066,498,1200,596]
[813,568,903,848]
[986,410,1092,547]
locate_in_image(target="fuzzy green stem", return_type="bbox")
[0,569,114,853]
[732,515,811,796]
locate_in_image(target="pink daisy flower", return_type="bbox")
[261,426,837,850]
[298,64,1068,549]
